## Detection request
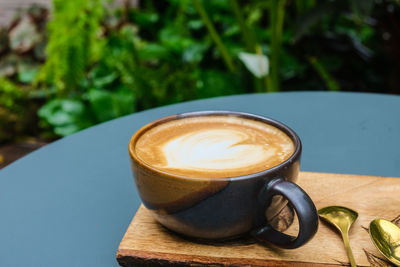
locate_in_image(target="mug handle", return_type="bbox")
[251,178,318,249]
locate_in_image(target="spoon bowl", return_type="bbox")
[369,219,400,266]
[318,206,358,267]
[318,206,358,233]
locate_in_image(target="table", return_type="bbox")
[1,92,399,267]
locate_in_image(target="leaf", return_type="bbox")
[46,110,74,126]
[39,99,84,125]
[92,72,118,88]
[38,99,93,136]
[134,12,159,26]
[0,77,25,109]
[159,26,193,53]
[238,52,269,78]
[138,44,170,61]
[223,24,240,37]
[61,99,86,114]
[87,87,135,122]
[54,124,81,136]
[112,86,135,116]
[119,24,138,42]
[87,89,115,122]
[18,69,39,83]
[182,42,210,63]
[246,7,262,26]
[187,19,204,29]
[363,249,392,267]
[17,59,40,83]
[197,69,242,98]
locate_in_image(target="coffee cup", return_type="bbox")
[128,111,318,249]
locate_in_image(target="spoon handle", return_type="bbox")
[341,231,357,267]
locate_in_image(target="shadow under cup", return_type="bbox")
[129,111,318,249]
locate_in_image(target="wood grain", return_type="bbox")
[117,172,400,266]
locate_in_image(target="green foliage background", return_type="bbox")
[0,0,399,142]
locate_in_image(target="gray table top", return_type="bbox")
[1,92,399,267]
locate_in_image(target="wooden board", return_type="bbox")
[117,172,400,266]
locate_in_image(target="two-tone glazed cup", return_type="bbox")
[129,111,318,249]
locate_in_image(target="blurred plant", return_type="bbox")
[0,77,26,141]
[36,0,105,94]
[1,0,399,141]
[35,0,109,136]
[36,0,245,137]
[0,4,48,143]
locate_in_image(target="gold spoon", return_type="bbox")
[318,206,358,267]
[369,219,400,266]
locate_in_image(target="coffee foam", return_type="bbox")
[134,116,295,178]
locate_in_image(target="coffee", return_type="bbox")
[130,112,317,247]
[134,115,294,178]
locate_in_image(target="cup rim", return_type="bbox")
[128,110,302,181]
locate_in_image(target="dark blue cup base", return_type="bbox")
[153,201,296,247]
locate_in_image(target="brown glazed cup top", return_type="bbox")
[129,110,302,181]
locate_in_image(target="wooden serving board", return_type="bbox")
[117,172,400,266]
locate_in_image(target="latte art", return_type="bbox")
[134,115,295,178]
[162,129,273,171]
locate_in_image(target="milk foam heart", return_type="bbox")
[161,129,275,171]
[134,115,295,178]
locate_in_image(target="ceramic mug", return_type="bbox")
[129,111,318,249]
